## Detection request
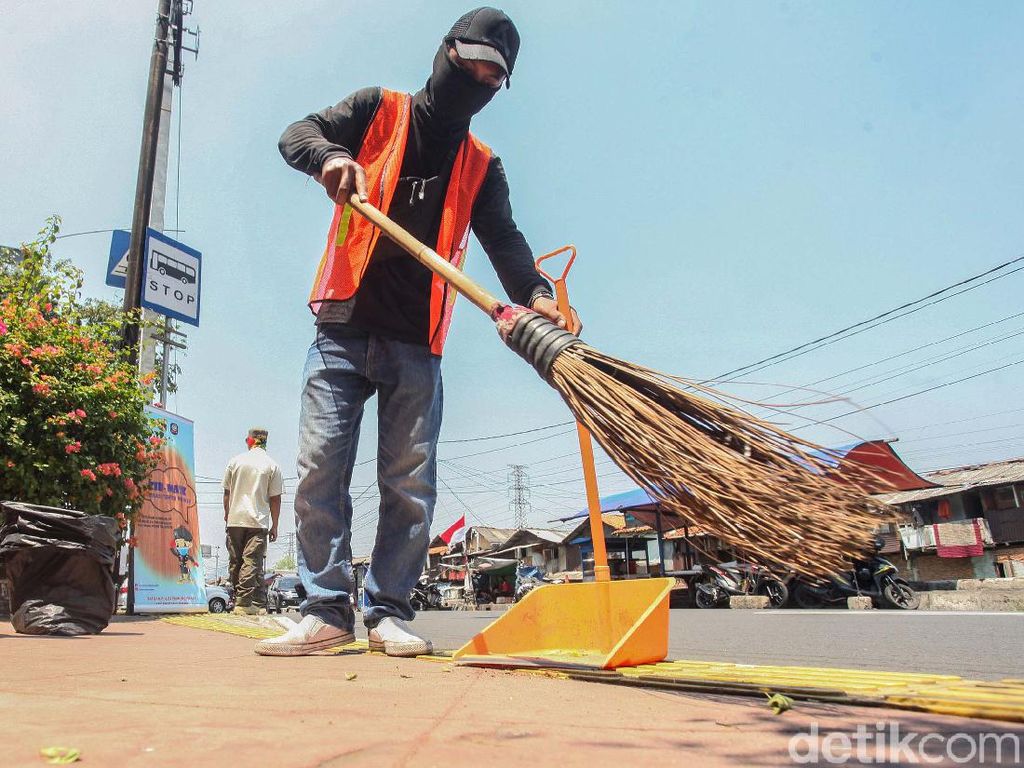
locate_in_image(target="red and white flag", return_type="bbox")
[439,515,466,546]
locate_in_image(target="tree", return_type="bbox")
[0,217,163,536]
[272,554,296,571]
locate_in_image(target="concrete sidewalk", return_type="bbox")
[1,617,1021,767]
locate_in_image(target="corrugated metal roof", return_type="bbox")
[494,528,573,552]
[664,526,715,540]
[611,524,655,537]
[466,526,517,549]
[927,458,1024,488]
[873,485,966,505]
[874,457,1024,505]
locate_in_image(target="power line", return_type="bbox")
[712,252,1024,382]
[767,310,1024,402]
[897,422,1024,444]
[793,355,1024,431]
[898,407,1024,433]
[438,421,573,444]
[441,427,577,461]
[784,327,1024,406]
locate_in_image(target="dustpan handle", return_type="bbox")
[535,245,580,334]
[535,249,611,582]
[348,195,504,317]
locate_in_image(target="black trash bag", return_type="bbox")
[0,501,118,635]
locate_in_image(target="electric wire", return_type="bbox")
[711,253,1024,382]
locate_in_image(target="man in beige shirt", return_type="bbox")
[223,428,284,614]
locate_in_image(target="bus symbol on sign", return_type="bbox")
[151,249,197,285]
[142,229,202,327]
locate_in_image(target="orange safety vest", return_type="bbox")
[308,88,493,355]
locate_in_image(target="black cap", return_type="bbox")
[445,7,520,87]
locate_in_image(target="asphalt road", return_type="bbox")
[287,607,1023,680]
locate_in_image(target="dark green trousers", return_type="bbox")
[226,526,267,608]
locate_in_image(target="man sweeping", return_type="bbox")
[257,7,576,657]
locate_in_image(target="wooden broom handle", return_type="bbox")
[348,194,504,317]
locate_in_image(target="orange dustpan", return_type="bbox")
[453,247,674,670]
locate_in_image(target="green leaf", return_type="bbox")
[766,693,793,715]
[39,747,81,764]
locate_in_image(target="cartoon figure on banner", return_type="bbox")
[143,458,200,579]
[171,525,199,583]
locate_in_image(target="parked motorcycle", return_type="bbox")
[691,561,790,609]
[410,577,446,611]
[792,555,919,610]
[471,572,494,606]
[514,565,563,603]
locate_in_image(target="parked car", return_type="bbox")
[267,574,304,614]
[116,583,235,613]
[205,585,234,614]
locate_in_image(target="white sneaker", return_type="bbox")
[254,615,355,657]
[368,616,433,657]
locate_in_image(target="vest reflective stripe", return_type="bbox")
[308,89,492,355]
[428,133,492,354]
[309,90,411,307]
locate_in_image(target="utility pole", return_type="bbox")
[121,0,198,369]
[124,0,199,614]
[121,0,172,365]
[507,464,532,530]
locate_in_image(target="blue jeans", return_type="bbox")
[294,324,442,631]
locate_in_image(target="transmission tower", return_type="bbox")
[507,464,532,530]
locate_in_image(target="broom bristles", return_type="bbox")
[548,344,898,578]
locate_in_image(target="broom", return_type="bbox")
[348,195,894,577]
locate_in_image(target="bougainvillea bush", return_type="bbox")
[0,217,162,535]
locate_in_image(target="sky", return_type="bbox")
[3,1,1024,570]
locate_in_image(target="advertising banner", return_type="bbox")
[132,406,207,613]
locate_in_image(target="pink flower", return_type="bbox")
[44,303,53,313]
[80,469,96,481]
[104,488,114,497]
[0,319,7,336]
[97,463,122,477]
[64,441,82,454]
[148,436,161,446]
[29,344,61,360]
[108,411,118,419]
[32,382,52,396]
[75,409,87,419]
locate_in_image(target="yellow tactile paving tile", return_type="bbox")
[163,615,1024,723]
[161,614,368,653]
[618,659,1024,723]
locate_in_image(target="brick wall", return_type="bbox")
[910,554,976,581]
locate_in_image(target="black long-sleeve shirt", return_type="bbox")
[280,86,550,346]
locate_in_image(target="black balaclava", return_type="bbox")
[426,45,500,124]
[413,7,521,138]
